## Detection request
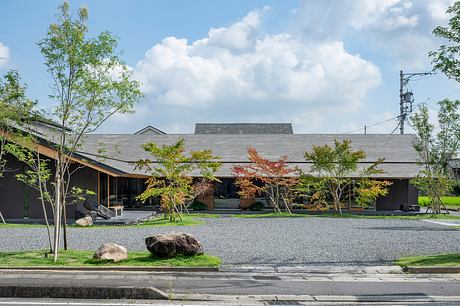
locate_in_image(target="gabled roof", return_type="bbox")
[195,123,293,134]
[134,125,165,135]
[77,134,421,178]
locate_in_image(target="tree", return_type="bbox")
[0,71,35,181]
[430,1,460,83]
[302,139,391,214]
[410,101,460,214]
[232,148,298,213]
[0,70,36,223]
[136,139,221,221]
[37,2,142,262]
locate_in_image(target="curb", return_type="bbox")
[173,294,460,303]
[0,266,218,272]
[403,266,460,274]
[0,284,168,300]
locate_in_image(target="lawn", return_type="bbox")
[232,212,460,220]
[138,213,219,227]
[396,253,460,267]
[418,196,460,208]
[0,250,221,267]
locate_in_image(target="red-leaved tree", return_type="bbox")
[232,148,298,213]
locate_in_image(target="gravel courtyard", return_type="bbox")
[2,216,460,266]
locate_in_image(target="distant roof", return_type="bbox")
[78,134,420,178]
[195,123,293,134]
[134,126,165,135]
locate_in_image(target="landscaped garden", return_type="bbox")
[0,250,220,267]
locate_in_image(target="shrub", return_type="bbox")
[452,180,460,196]
[249,201,265,211]
[189,200,207,211]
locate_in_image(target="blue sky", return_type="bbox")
[0,0,459,134]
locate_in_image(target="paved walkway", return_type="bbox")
[0,269,459,304]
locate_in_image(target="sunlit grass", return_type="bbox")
[0,249,221,267]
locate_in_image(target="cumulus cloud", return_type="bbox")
[0,42,9,67]
[293,0,454,70]
[118,7,381,133]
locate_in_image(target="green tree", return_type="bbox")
[430,1,460,83]
[301,139,391,214]
[0,71,36,180]
[136,139,221,222]
[37,1,142,261]
[410,101,460,214]
[0,70,36,223]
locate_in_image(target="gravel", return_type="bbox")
[2,217,460,266]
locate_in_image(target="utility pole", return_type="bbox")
[399,70,434,134]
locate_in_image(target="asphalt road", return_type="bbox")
[1,216,460,265]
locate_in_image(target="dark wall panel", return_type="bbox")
[0,155,26,218]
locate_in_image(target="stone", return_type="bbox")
[75,216,93,227]
[93,243,128,262]
[96,205,113,220]
[145,232,204,258]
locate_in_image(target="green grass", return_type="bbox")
[396,253,460,267]
[232,212,307,218]
[138,213,219,227]
[418,196,460,207]
[0,250,221,267]
[0,223,45,228]
[231,212,460,220]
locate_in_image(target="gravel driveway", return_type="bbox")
[2,216,460,266]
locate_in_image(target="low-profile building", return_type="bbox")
[0,123,420,219]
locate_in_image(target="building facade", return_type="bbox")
[0,123,420,219]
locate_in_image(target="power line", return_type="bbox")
[343,116,399,134]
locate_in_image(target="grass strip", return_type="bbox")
[418,196,460,207]
[396,253,460,267]
[0,249,221,267]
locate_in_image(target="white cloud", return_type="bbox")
[293,0,454,70]
[121,8,381,133]
[0,42,9,67]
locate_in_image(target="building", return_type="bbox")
[0,123,420,219]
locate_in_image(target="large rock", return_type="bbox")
[93,243,128,262]
[96,205,114,220]
[75,216,93,227]
[145,232,204,258]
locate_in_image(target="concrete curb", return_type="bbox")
[404,266,460,273]
[0,266,218,272]
[0,284,168,300]
[173,294,460,303]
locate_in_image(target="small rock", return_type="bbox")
[75,216,93,227]
[145,232,204,258]
[93,243,128,262]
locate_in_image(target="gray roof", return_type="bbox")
[77,134,421,178]
[134,126,165,135]
[195,123,293,134]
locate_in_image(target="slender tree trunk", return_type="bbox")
[62,203,68,250]
[53,171,61,263]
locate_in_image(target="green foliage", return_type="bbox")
[189,200,207,211]
[453,180,460,196]
[0,70,36,179]
[410,100,460,214]
[249,201,265,211]
[300,139,391,213]
[430,1,460,83]
[136,138,221,222]
[35,1,143,261]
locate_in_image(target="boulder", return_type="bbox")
[93,243,128,262]
[145,232,204,258]
[96,205,114,220]
[75,216,93,227]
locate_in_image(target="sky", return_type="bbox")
[0,0,459,134]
